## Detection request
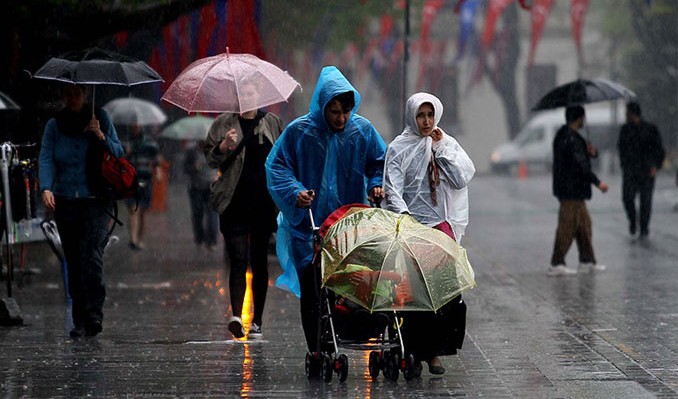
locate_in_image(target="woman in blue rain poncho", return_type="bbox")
[383,92,475,376]
[266,66,386,352]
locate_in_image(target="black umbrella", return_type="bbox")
[0,91,20,111]
[40,220,71,304]
[531,78,636,111]
[32,47,163,112]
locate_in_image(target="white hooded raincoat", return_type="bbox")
[383,92,475,241]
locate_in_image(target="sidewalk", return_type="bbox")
[1,175,677,398]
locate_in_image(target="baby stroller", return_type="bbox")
[302,204,476,382]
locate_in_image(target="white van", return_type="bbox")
[489,104,624,174]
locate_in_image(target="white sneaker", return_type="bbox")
[547,264,577,276]
[228,316,245,339]
[579,262,606,272]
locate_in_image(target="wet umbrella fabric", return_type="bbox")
[320,207,476,312]
[0,91,20,111]
[103,97,167,126]
[33,48,163,87]
[161,52,300,114]
[32,48,163,114]
[531,78,636,111]
[160,116,215,141]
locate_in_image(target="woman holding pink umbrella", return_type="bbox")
[204,82,284,340]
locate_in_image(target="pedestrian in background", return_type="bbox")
[183,139,218,251]
[548,105,608,276]
[617,101,665,238]
[38,83,124,338]
[125,123,160,250]
[383,92,475,376]
[204,82,284,340]
[265,66,386,354]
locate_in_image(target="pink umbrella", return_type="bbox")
[161,51,301,114]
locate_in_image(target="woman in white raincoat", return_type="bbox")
[383,92,475,376]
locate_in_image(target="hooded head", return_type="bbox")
[404,92,444,137]
[309,66,361,132]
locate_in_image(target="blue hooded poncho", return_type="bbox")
[266,66,386,297]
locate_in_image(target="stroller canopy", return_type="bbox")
[320,206,476,312]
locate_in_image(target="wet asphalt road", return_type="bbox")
[1,172,677,398]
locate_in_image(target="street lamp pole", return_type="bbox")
[402,0,410,127]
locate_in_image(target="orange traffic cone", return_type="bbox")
[518,160,528,180]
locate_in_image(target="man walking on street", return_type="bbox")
[617,102,665,239]
[548,106,608,276]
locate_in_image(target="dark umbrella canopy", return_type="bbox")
[33,47,163,87]
[531,78,636,111]
[0,91,20,111]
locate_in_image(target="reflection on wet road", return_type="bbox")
[1,174,676,397]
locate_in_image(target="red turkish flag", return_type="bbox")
[226,0,266,59]
[527,0,555,67]
[481,0,515,48]
[571,0,590,61]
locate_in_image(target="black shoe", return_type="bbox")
[427,357,445,375]
[412,360,423,378]
[69,327,86,338]
[129,241,144,251]
[85,320,103,337]
[629,222,636,236]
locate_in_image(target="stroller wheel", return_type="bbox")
[403,354,420,381]
[368,351,381,379]
[321,352,333,382]
[305,352,321,379]
[336,353,349,382]
[383,350,400,381]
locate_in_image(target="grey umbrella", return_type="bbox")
[531,78,636,111]
[103,97,167,126]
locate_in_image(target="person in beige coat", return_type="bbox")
[204,88,283,340]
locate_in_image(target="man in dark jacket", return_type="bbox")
[549,106,609,276]
[617,102,665,238]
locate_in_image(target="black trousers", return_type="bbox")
[54,197,112,330]
[399,296,466,362]
[622,174,655,234]
[220,216,272,326]
[299,261,323,353]
[188,187,218,246]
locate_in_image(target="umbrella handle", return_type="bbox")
[308,208,317,230]
[308,208,321,246]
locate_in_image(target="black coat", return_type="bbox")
[552,125,600,200]
[617,120,665,177]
